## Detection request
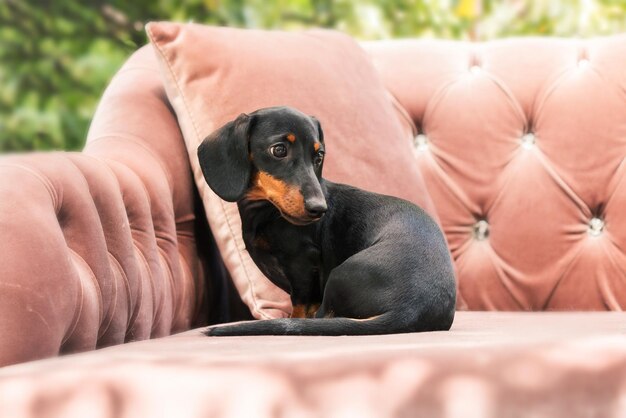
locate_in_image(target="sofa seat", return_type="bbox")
[2,312,625,417]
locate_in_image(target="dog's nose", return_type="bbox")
[305,200,327,219]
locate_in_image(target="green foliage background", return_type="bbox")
[1,0,625,152]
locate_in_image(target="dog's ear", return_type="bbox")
[197,113,255,202]
[311,116,324,143]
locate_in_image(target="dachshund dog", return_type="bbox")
[198,106,456,336]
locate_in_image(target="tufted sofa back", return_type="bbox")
[364,35,626,310]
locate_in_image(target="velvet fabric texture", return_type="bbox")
[146,22,439,319]
[2,312,626,418]
[3,30,626,417]
[0,46,209,367]
[364,35,626,310]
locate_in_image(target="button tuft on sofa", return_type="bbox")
[473,220,490,241]
[521,133,536,149]
[588,217,604,237]
[413,133,429,152]
[577,58,590,69]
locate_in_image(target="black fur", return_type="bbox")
[198,106,456,336]
[197,113,255,202]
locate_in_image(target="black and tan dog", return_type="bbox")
[198,106,456,336]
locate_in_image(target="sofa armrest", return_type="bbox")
[0,44,215,366]
[0,150,206,366]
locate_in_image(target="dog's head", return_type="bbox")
[197,106,327,225]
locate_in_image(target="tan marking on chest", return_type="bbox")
[291,303,321,318]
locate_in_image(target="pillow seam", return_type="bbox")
[147,24,268,320]
[218,199,273,320]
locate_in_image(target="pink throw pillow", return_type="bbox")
[147,22,438,319]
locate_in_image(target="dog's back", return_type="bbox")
[208,181,456,336]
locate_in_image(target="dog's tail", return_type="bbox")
[205,313,450,336]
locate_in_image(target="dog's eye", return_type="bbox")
[270,144,288,158]
[313,151,324,167]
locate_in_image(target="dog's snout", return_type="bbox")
[305,199,327,219]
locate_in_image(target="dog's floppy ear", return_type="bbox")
[197,113,255,202]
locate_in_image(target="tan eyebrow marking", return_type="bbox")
[287,133,296,143]
[314,142,320,152]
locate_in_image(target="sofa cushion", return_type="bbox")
[2,312,625,417]
[364,36,626,310]
[146,22,439,319]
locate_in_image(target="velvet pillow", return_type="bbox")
[146,22,438,319]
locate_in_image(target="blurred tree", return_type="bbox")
[1,0,625,152]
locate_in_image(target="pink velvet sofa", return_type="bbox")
[2,32,626,417]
